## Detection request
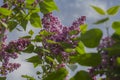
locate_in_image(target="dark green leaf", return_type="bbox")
[26,55,42,67]
[0,77,6,80]
[107,6,120,15]
[30,13,42,28]
[33,35,42,42]
[94,17,109,24]
[8,21,18,31]
[43,68,68,80]
[67,64,78,71]
[70,70,92,80]
[91,5,106,15]
[20,18,28,30]
[105,43,120,56]
[69,30,78,35]
[20,35,31,39]
[112,21,120,35]
[39,0,59,14]
[112,33,120,42]
[0,8,12,16]
[70,53,101,66]
[80,28,103,48]
[23,44,34,53]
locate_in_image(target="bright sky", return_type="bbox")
[0,0,120,80]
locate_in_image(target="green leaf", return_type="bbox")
[23,44,34,53]
[116,57,120,66]
[75,41,85,55]
[70,53,101,66]
[69,30,78,35]
[39,30,52,36]
[8,21,18,31]
[39,0,59,14]
[33,35,42,42]
[0,8,12,16]
[107,6,120,15]
[67,64,78,71]
[80,28,103,48]
[94,17,109,24]
[30,13,42,28]
[105,43,120,56]
[46,56,55,64]
[65,48,75,53]
[112,33,120,42]
[70,70,92,80]
[46,40,58,44]
[0,20,8,28]
[80,24,88,33]
[43,68,68,80]
[26,0,35,4]
[26,55,42,67]
[21,35,31,39]
[112,21,120,35]
[22,75,35,80]
[0,77,6,80]
[91,5,106,15]
[28,30,34,35]
[20,18,28,30]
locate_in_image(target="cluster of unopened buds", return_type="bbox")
[42,13,86,61]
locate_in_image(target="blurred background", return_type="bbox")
[0,0,120,80]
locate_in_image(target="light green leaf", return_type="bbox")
[0,8,12,16]
[70,70,92,80]
[117,57,120,66]
[112,21,120,35]
[91,5,106,15]
[39,0,59,14]
[94,17,109,24]
[107,6,120,15]
[22,75,35,80]
[75,41,85,55]
[80,28,103,48]
[80,24,88,33]
[28,30,34,35]
[26,0,35,4]
[30,13,42,28]
[0,20,8,28]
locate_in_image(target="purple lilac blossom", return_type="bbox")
[89,36,116,80]
[0,38,30,76]
[42,13,86,61]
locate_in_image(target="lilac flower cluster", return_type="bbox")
[89,36,117,80]
[0,38,30,76]
[42,13,86,61]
